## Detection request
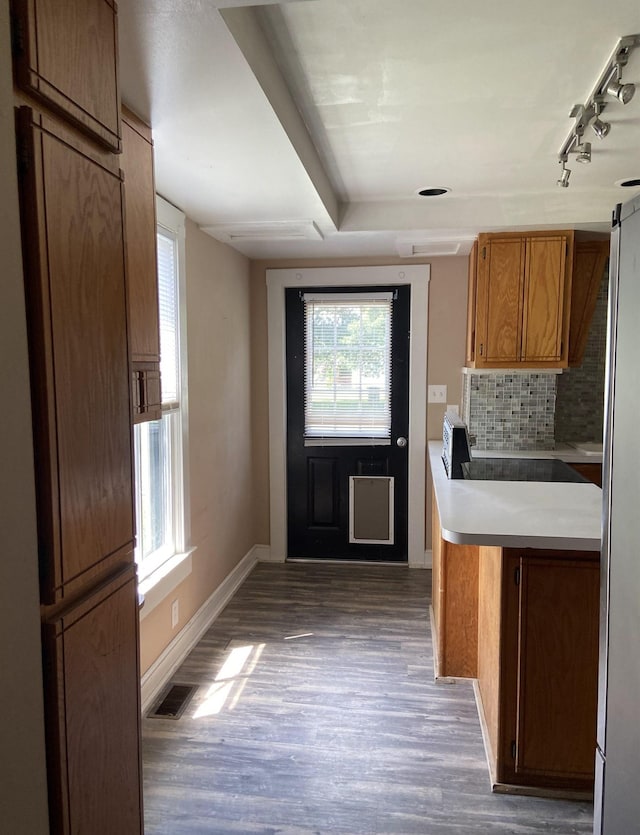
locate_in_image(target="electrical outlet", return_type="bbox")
[428,384,447,403]
[171,599,179,629]
[447,404,459,415]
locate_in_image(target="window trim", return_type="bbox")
[137,197,193,614]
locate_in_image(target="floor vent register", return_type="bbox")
[148,684,198,720]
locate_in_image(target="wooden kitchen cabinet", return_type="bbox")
[478,546,599,793]
[465,239,478,365]
[12,1,144,827]
[467,230,574,368]
[10,0,121,151]
[17,108,134,605]
[42,566,143,833]
[568,240,610,367]
[431,495,479,678]
[121,106,162,422]
[568,462,602,487]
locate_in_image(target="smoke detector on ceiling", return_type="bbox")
[201,219,324,243]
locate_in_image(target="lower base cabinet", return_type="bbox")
[42,566,143,833]
[477,546,599,793]
[568,462,603,487]
[431,497,479,678]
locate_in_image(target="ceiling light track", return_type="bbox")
[556,34,640,187]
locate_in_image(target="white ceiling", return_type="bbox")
[118,0,640,259]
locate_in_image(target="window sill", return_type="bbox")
[138,547,196,620]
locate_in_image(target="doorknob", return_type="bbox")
[396,436,407,448]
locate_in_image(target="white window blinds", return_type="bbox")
[303,292,393,441]
[157,229,179,408]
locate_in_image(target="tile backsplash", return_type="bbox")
[462,372,557,450]
[555,271,608,442]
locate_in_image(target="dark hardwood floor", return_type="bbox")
[142,562,593,834]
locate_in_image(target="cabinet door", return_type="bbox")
[568,241,609,367]
[465,240,478,365]
[505,553,599,788]
[17,109,134,603]
[122,110,160,364]
[11,0,121,150]
[42,566,143,834]
[521,236,567,362]
[476,236,525,365]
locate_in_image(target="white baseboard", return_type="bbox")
[409,549,432,569]
[140,545,259,714]
[255,543,283,562]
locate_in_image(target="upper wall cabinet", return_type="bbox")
[568,240,610,367]
[467,231,574,369]
[11,0,121,151]
[121,107,162,423]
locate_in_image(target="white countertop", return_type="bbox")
[428,442,602,551]
[470,443,602,464]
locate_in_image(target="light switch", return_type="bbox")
[428,385,447,403]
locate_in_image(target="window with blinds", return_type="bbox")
[157,230,179,408]
[303,292,393,442]
[134,221,184,577]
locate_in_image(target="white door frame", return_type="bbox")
[266,265,430,567]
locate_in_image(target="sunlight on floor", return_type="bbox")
[193,642,265,718]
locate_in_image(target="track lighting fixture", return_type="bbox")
[591,101,611,139]
[575,141,592,164]
[555,34,640,186]
[591,117,611,139]
[557,160,571,188]
[606,66,636,105]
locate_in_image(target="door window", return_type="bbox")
[303,292,393,443]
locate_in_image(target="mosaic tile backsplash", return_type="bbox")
[462,372,557,450]
[555,272,608,442]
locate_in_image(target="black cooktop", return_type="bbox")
[461,458,589,483]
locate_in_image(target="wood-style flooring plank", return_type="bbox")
[142,563,593,834]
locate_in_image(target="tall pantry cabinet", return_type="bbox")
[10,1,144,832]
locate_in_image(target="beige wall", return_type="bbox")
[0,2,50,829]
[140,221,255,673]
[249,255,469,551]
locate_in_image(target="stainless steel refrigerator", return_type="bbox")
[594,193,640,834]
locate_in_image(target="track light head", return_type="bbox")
[557,163,571,188]
[606,78,636,104]
[575,141,592,164]
[591,116,611,139]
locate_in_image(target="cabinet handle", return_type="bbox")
[138,370,146,413]
[479,343,484,356]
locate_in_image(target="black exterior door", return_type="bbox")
[286,285,410,561]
